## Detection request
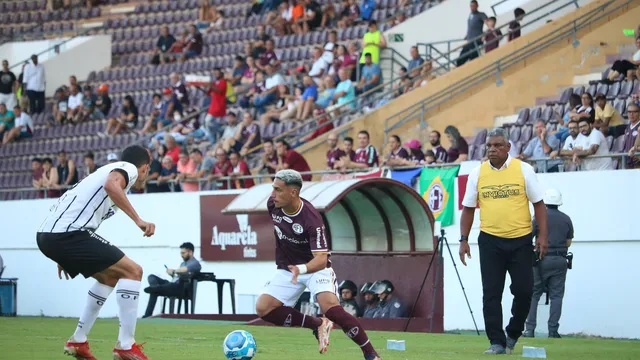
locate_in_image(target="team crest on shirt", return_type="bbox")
[292,223,304,234]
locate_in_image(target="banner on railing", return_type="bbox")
[419,166,460,226]
[319,168,384,181]
[389,168,423,187]
[200,194,275,261]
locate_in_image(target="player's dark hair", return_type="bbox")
[514,7,525,17]
[263,139,274,145]
[344,136,353,144]
[32,157,42,163]
[190,148,203,156]
[358,130,370,138]
[229,151,240,158]
[424,150,435,157]
[578,118,594,125]
[488,16,496,22]
[391,134,401,143]
[121,145,151,168]
[84,151,95,160]
[180,242,195,252]
[152,93,161,100]
[42,157,53,164]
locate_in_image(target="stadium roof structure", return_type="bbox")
[223,178,436,253]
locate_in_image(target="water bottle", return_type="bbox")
[522,346,547,358]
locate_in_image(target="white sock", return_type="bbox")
[115,279,141,350]
[72,282,114,343]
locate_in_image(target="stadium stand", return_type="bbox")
[0,0,446,199]
[0,0,638,201]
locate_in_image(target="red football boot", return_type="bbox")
[112,343,150,360]
[63,340,98,360]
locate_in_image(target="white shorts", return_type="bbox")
[0,93,16,110]
[261,268,339,307]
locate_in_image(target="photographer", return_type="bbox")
[524,189,573,338]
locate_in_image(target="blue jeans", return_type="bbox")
[205,114,225,144]
[253,92,277,115]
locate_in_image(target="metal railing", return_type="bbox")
[384,0,630,144]
[2,152,637,200]
[417,0,581,72]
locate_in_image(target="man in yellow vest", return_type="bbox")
[459,128,548,355]
[359,20,386,69]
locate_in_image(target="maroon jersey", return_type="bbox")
[240,122,261,148]
[354,145,379,167]
[326,147,346,169]
[388,147,409,160]
[268,197,330,270]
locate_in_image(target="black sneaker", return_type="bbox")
[548,332,562,338]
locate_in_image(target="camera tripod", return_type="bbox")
[404,228,480,334]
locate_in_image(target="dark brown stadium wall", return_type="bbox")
[297,0,640,170]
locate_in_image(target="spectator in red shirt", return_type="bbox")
[276,139,312,181]
[261,139,279,174]
[508,8,526,42]
[341,130,379,169]
[334,136,356,170]
[326,132,346,169]
[208,148,233,189]
[382,134,409,166]
[204,67,227,143]
[483,17,502,53]
[165,135,181,164]
[257,39,280,71]
[179,24,204,62]
[229,151,255,189]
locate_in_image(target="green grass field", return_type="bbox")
[1,317,638,360]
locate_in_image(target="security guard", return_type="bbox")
[371,280,406,318]
[459,128,548,355]
[339,280,361,317]
[361,283,379,318]
[523,189,573,338]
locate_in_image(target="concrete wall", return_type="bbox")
[1,169,639,338]
[0,35,111,97]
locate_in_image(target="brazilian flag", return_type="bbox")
[419,166,460,226]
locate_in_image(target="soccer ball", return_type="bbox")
[223,330,257,359]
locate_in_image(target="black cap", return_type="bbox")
[83,85,92,92]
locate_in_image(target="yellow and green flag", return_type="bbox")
[419,166,460,226]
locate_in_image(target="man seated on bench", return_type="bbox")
[143,242,202,318]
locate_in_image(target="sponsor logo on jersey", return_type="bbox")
[273,225,307,244]
[316,278,330,285]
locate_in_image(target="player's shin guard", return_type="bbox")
[115,279,141,350]
[72,282,114,342]
[325,306,377,355]
[261,306,323,330]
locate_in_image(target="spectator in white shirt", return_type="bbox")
[573,118,613,171]
[24,54,46,114]
[549,120,584,171]
[253,63,284,115]
[3,105,33,145]
[322,30,338,64]
[307,47,328,86]
[66,84,84,124]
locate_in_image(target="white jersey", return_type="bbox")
[39,161,139,233]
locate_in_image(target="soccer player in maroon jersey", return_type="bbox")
[255,169,381,360]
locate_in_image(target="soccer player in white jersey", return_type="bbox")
[36,145,156,360]
[256,169,381,360]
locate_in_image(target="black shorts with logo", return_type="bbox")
[36,230,125,279]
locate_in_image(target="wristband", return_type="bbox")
[296,264,308,275]
[460,235,468,242]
